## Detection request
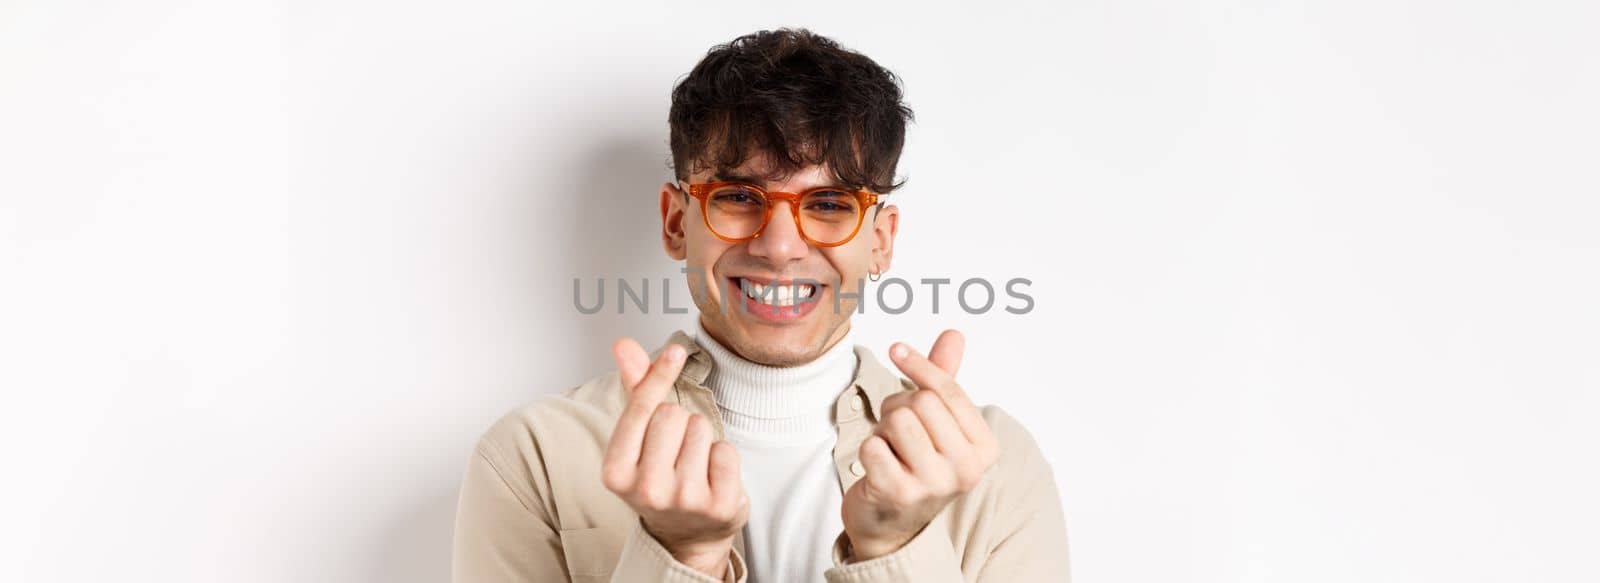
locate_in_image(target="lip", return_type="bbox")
[724,276,828,323]
[725,276,832,292]
[737,286,824,322]
[727,274,827,286]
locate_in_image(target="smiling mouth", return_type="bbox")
[729,277,824,307]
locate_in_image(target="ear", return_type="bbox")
[660,181,688,260]
[869,204,900,273]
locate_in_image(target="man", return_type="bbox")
[451,28,1070,582]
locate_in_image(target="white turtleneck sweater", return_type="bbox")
[693,319,858,583]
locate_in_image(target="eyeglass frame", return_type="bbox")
[678,180,883,248]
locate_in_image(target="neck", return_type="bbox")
[692,319,859,436]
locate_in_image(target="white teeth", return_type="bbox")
[738,278,817,307]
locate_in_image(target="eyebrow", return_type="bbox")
[711,172,769,185]
[712,172,855,191]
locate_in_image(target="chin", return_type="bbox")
[740,338,822,366]
[716,323,819,366]
[706,310,843,367]
[697,274,850,366]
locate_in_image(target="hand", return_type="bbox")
[840,329,1001,561]
[601,338,749,579]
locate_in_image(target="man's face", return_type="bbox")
[659,156,899,366]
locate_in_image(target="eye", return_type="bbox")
[804,190,857,213]
[710,187,763,206]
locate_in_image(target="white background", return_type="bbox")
[2,1,1597,581]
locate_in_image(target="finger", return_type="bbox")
[905,390,973,459]
[858,434,913,492]
[889,342,989,447]
[605,344,687,469]
[877,408,944,477]
[634,344,687,409]
[927,329,965,377]
[881,391,976,463]
[878,391,912,417]
[612,337,651,389]
[675,414,714,483]
[890,341,972,412]
[638,403,690,486]
[708,441,743,515]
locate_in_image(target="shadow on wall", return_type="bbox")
[372,489,460,583]
[561,134,691,378]
[379,112,682,583]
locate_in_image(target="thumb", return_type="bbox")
[612,337,650,389]
[927,329,965,377]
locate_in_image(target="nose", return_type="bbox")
[746,200,809,264]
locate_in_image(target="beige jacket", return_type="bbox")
[451,330,1071,582]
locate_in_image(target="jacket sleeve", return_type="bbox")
[824,519,966,583]
[822,407,1071,583]
[451,433,749,582]
[451,442,567,582]
[612,516,748,583]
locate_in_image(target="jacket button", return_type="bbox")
[850,461,865,477]
[850,395,863,411]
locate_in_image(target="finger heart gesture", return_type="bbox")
[840,329,1000,561]
[600,338,749,579]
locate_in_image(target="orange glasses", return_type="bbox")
[682,181,880,247]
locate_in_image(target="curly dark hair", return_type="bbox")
[668,28,914,194]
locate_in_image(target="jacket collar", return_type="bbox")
[662,329,905,421]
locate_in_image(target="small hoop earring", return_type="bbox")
[868,268,883,282]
